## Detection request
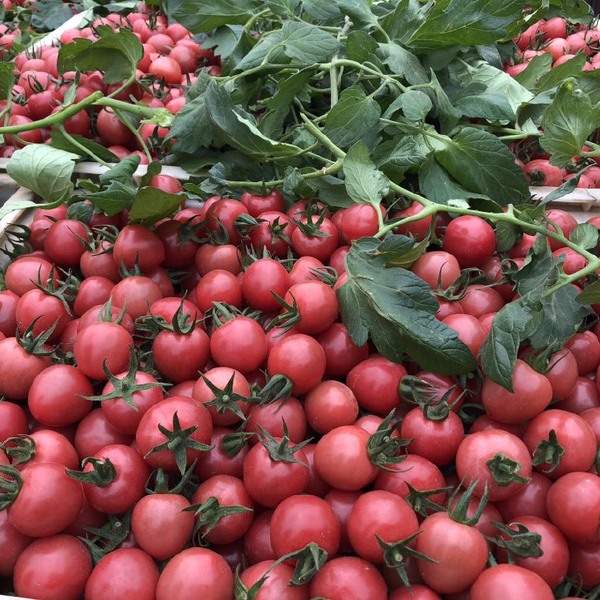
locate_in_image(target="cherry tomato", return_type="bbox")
[470,564,554,599]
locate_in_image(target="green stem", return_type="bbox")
[329,58,409,93]
[0,91,103,134]
[300,113,346,159]
[56,125,110,166]
[113,107,152,163]
[94,97,164,120]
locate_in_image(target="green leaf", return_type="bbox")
[512,235,558,297]
[302,0,343,23]
[339,238,478,374]
[163,0,262,33]
[128,187,185,224]
[343,141,389,206]
[397,90,433,122]
[6,145,78,204]
[480,296,543,390]
[30,0,76,31]
[335,0,377,28]
[536,53,587,93]
[260,69,313,139]
[49,130,119,163]
[540,80,600,168]
[374,136,430,181]
[265,0,300,15]
[495,221,520,253]
[381,0,428,44]
[376,43,428,85]
[308,175,353,208]
[577,280,600,305]
[167,92,211,154]
[377,234,429,268]
[85,181,136,216]
[569,223,599,251]
[346,31,379,63]
[234,21,340,71]
[407,0,524,51]
[99,154,140,186]
[57,25,142,84]
[323,86,381,149]
[514,53,553,92]
[204,80,302,159]
[435,127,531,206]
[0,62,15,101]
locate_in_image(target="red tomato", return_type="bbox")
[314,425,378,490]
[85,547,159,600]
[309,556,388,600]
[470,564,554,599]
[74,409,133,460]
[241,190,285,217]
[455,429,532,502]
[210,316,268,373]
[304,380,359,434]
[13,534,92,600]
[270,494,341,558]
[392,201,433,241]
[195,268,243,312]
[283,280,339,335]
[315,322,369,377]
[153,326,211,383]
[8,462,83,537]
[155,547,234,600]
[411,251,461,290]
[245,396,308,444]
[442,215,496,268]
[239,560,309,599]
[415,511,488,594]
[195,243,242,275]
[44,219,90,267]
[481,359,553,423]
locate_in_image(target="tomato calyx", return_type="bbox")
[252,373,293,406]
[257,424,310,465]
[16,317,57,356]
[284,542,328,586]
[221,429,255,458]
[145,411,212,475]
[488,521,543,562]
[67,456,117,488]
[404,482,448,517]
[531,429,565,473]
[185,496,254,544]
[367,411,411,471]
[200,372,251,422]
[401,375,463,422]
[376,531,437,588]
[145,463,196,495]
[0,464,23,510]
[33,267,78,312]
[447,480,489,526]
[432,268,480,301]
[486,452,531,487]
[267,292,300,332]
[82,349,163,408]
[80,512,132,565]
[0,222,32,261]
[1,434,36,466]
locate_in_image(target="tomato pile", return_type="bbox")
[505,15,600,188]
[2,1,600,599]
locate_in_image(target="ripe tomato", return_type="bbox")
[481,359,553,423]
[309,556,388,600]
[415,511,488,594]
[195,268,243,312]
[0,400,29,442]
[455,429,532,502]
[84,547,159,600]
[291,215,340,261]
[16,287,71,341]
[283,280,339,335]
[245,396,308,444]
[392,201,433,241]
[74,409,133,460]
[9,462,83,537]
[270,494,341,558]
[195,243,242,275]
[4,255,56,297]
[239,560,309,600]
[304,380,359,434]
[411,250,461,290]
[44,219,90,267]
[314,425,378,490]
[470,564,554,599]
[153,326,211,383]
[210,316,268,373]
[442,215,496,268]
[13,534,92,600]
[155,547,234,600]
[241,190,285,217]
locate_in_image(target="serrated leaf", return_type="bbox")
[346,30,379,63]
[204,80,302,159]
[163,0,262,33]
[407,0,524,51]
[85,181,136,216]
[0,62,15,101]
[398,90,433,122]
[323,86,381,149]
[435,127,531,205]
[540,80,600,168]
[302,0,343,22]
[381,0,428,44]
[343,141,389,206]
[128,187,185,224]
[376,43,428,85]
[336,0,377,27]
[536,53,587,93]
[373,136,430,181]
[307,175,353,208]
[99,154,140,186]
[234,21,340,71]
[339,238,477,374]
[480,296,543,390]
[514,53,553,92]
[57,25,142,84]
[377,234,429,268]
[167,92,211,154]
[495,221,520,253]
[30,0,76,31]
[570,223,599,251]
[6,145,78,204]
[577,280,600,305]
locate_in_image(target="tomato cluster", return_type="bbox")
[0,186,599,600]
[0,3,219,161]
[505,16,600,188]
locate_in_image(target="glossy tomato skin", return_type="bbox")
[304,380,359,434]
[44,219,90,267]
[481,359,553,423]
[568,541,600,589]
[84,547,159,600]
[411,250,461,290]
[13,534,92,600]
[243,509,276,564]
[415,512,488,594]
[245,396,307,444]
[455,429,532,502]
[194,426,249,480]
[136,396,213,472]
[155,547,234,600]
[82,443,150,514]
[316,322,369,377]
[112,224,166,271]
[239,560,309,600]
[469,564,554,599]
[314,425,378,490]
[210,316,268,373]
[0,400,29,442]
[309,556,388,600]
[0,337,52,400]
[13,429,79,471]
[153,326,211,383]
[270,494,341,559]
[131,494,194,560]
[347,490,419,563]
[74,409,133,460]
[16,288,71,341]
[546,471,600,545]
[495,471,553,522]
[0,510,32,578]
[111,275,164,320]
[8,462,83,537]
